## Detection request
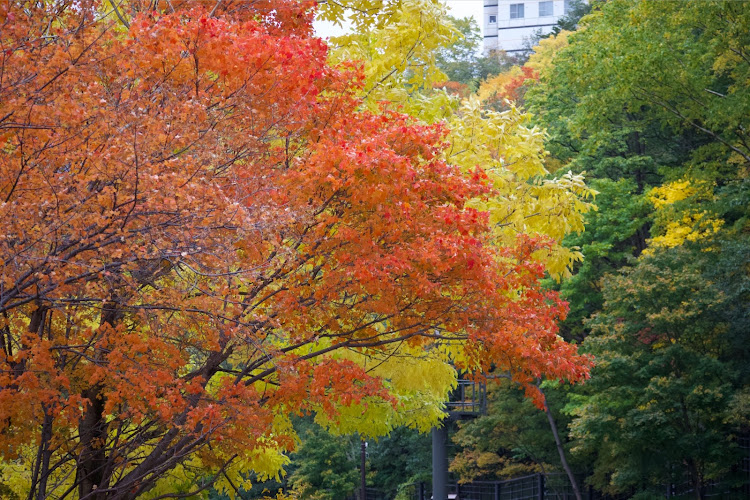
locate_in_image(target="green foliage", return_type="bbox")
[367,427,432,496]
[434,15,483,85]
[568,244,748,496]
[435,16,511,88]
[450,379,573,482]
[527,0,750,336]
[550,0,591,35]
[557,178,652,340]
[535,0,750,168]
[699,235,750,381]
[522,0,750,496]
[289,423,359,500]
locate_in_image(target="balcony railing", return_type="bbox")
[447,379,487,418]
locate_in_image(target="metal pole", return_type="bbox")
[361,439,367,500]
[432,425,447,500]
[537,473,544,500]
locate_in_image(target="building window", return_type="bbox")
[489,15,497,24]
[564,0,571,14]
[510,3,524,19]
[539,1,553,17]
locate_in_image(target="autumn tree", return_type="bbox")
[319,6,597,498]
[0,1,591,498]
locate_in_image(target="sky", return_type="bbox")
[314,0,484,39]
[445,0,483,31]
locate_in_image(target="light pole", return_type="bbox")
[431,424,448,500]
[431,379,486,500]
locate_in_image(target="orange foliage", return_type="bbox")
[433,80,472,98]
[505,66,539,101]
[479,65,539,109]
[0,1,589,497]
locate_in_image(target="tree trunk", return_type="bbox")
[78,383,110,499]
[541,389,582,500]
[78,302,121,499]
[25,305,50,500]
[686,458,704,500]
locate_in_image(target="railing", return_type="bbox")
[404,474,599,500]
[350,487,390,500]
[665,435,750,498]
[447,379,487,418]
[403,462,750,500]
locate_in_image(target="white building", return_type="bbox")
[484,0,573,54]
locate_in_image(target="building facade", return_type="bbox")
[483,0,572,54]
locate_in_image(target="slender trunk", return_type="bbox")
[686,458,704,500]
[632,223,649,257]
[627,128,647,194]
[541,389,582,500]
[25,305,49,500]
[27,407,53,500]
[36,407,54,500]
[677,395,703,500]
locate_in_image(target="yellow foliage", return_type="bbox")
[313,344,456,436]
[145,442,293,499]
[1,443,82,499]
[325,0,458,110]
[446,97,596,279]
[646,178,723,254]
[263,489,300,500]
[0,458,30,499]
[649,179,701,208]
[449,450,543,483]
[526,30,572,75]
[646,211,724,254]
